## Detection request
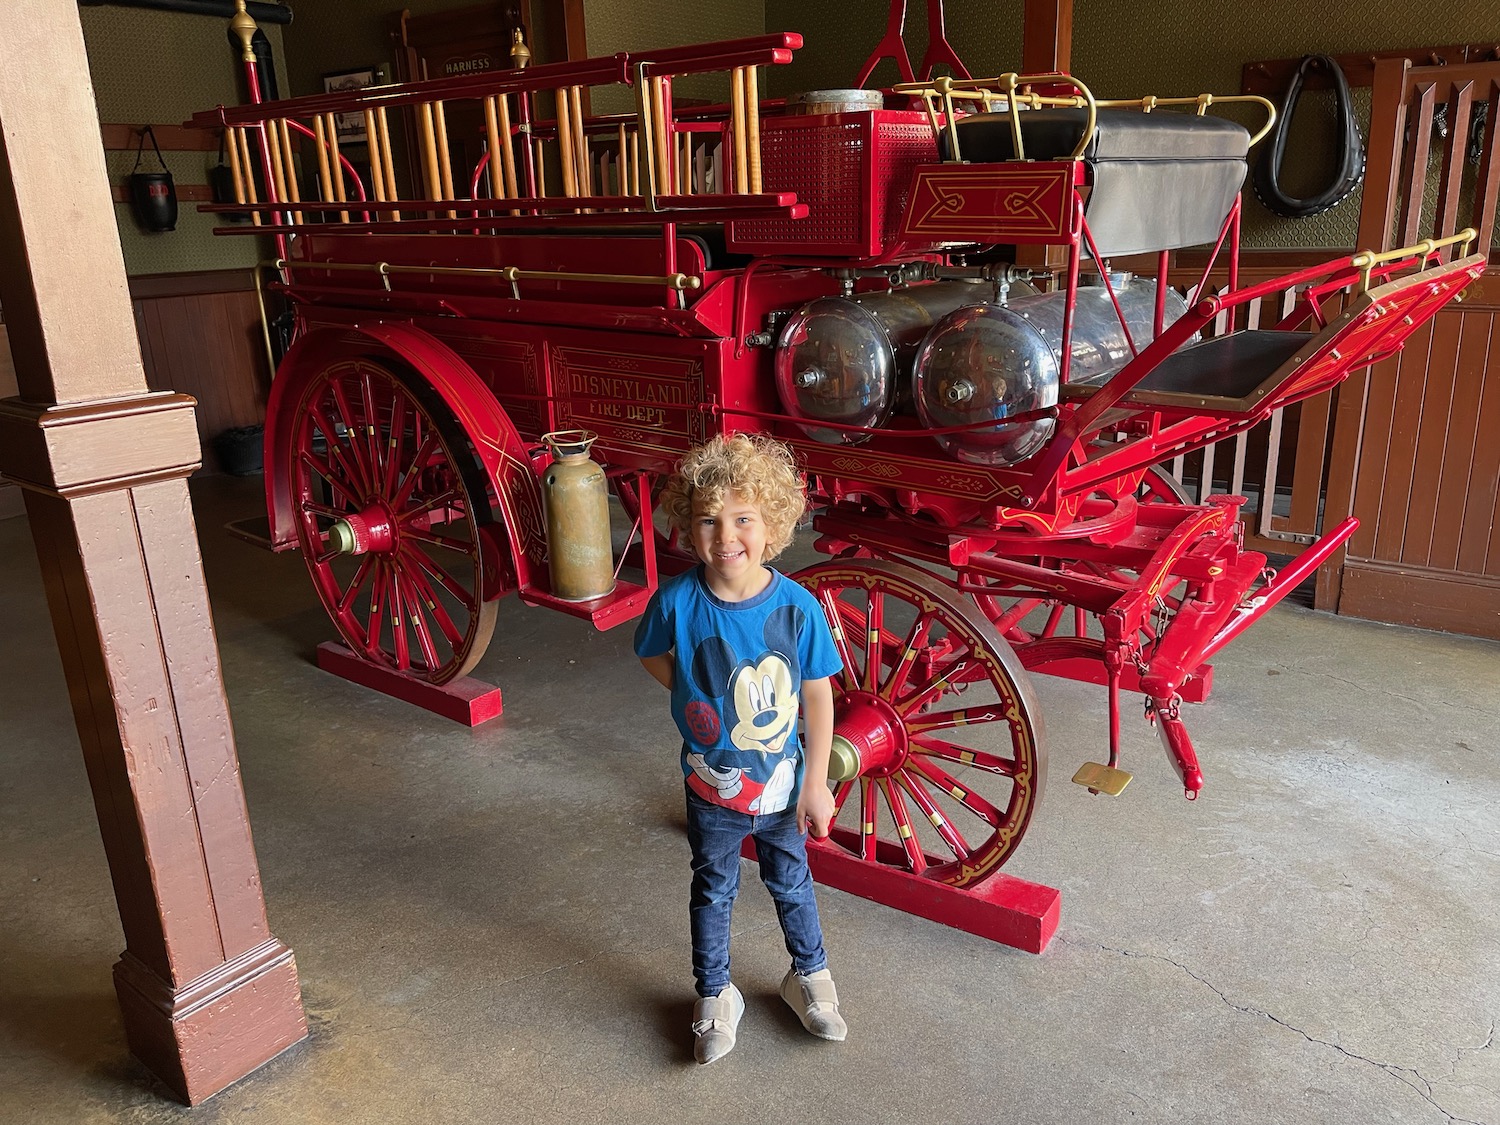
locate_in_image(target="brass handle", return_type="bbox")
[1351,227,1477,292]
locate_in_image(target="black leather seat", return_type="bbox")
[942,108,1251,255]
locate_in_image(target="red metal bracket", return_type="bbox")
[315,642,503,727]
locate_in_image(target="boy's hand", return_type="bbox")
[797,783,836,838]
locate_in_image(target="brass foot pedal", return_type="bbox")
[1072,762,1133,796]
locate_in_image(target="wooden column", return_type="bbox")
[0,1,305,1105]
[1021,0,1072,74]
[1018,0,1073,271]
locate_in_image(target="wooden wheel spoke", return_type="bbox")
[894,769,972,859]
[882,612,933,702]
[398,546,471,646]
[383,393,407,495]
[859,778,878,862]
[894,652,977,715]
[908,756,1007,826]
[401,487,463,523]
[365,563,389,658]
[330,377,379,493]
[386,566,411,670]
[862,590,884,692]
[301,498,352,522]
[336,556,376,616]
[877,777,927,874]
[309,405,370,498]
[405,526,477,555]
[905,703,1014,736]
[831,778,856,823]
[359,368,385,484]
[391,433,442,510]
[393,567,442,670]
[911,734,1020,777]
[816,586,862,688]
[297,446,360,507]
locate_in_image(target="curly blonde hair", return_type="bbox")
[661,433,806,561]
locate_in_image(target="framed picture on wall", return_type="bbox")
[322,67,378,141]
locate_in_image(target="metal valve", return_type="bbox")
[944,379,975,405]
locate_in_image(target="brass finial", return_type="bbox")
[230,0,258,63]
[511,28,531,69]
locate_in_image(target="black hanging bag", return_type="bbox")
[129,125,178,232]
[1252,55,1366,219]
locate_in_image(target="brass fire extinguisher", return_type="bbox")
[541,430,616,600]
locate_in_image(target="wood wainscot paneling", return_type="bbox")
[129,270,273,474]
[1333,279,1500,638]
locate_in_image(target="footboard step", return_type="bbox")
[745,837,1061,954]
[315,642,503,727]
[1072,762,1133,795]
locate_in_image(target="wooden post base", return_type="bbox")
[745,833,1060,954]
[315,642,503,726]
[113,940,307,1105]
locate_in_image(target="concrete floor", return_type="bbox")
[2,474,1497,1125]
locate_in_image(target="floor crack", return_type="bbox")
[1060,937,1493,1125]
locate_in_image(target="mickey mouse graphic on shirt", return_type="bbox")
[682,604,805,813]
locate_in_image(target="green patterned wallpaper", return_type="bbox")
[587,0,763,110]
[75,0,1500,270]
[79,6,286,275]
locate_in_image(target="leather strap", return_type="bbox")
[1252,55,1366,219]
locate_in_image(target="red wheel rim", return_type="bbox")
[289,357,497,684]
[795,560,1046,887]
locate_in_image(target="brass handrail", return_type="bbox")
[1350,227,1477,291]
[893,76,1278,159]
[893,73,1097,162]
[268,257,703,295]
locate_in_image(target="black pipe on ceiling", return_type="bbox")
[78,0,293,25]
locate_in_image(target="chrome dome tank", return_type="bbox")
[913,278,1189,465]
[774,281,1034,444]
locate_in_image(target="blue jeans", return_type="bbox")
[685,785,828,997]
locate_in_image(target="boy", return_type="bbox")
[634,433,847,1065]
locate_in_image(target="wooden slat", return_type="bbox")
[1400,310,1464,565]
[1395,82,1435,247]
[1432,81,1475,242]
[1457,324,1500,575]
[1356,58,1414,254]
[1368,321,1435,562]
[111,183,213,203]
[1427,312,1493,570]
[1344,354,1401,560]
[1473,80,1500,256]
[100,122,219,151]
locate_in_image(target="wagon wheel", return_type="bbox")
[795,559,1047,886]
[288,356,499,684]
[1136,463,1191,504]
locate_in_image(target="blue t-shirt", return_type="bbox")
[634,566,843,815]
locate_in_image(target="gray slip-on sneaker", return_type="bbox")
[692,983,745,1064]
[779,968,847,1041]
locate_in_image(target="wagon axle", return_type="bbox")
[827,693,907,781]
[325,508,395,556]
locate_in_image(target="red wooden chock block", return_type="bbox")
[315,642,503,727]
